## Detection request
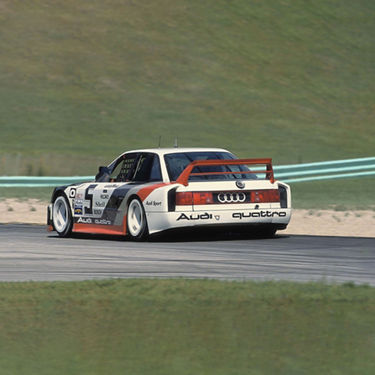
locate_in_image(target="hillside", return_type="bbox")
[0,0,374,175]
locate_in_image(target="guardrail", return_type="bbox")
[0,157,374,187]
[274,156,375,183]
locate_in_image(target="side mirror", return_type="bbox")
[95,166,111,182]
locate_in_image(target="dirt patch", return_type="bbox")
[0,199,47,225]
[284,209,375,238]
[1,199,374,238]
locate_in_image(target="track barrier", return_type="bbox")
[274,157,375,183]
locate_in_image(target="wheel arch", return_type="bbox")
[51,186,69,203]
[125,193,145,213]
[128,193,142,203]
[52,194,73,237]
[50,186,73,233]
[126,194,149,241]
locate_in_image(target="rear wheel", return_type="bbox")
[52,195,73,237]
[127,198,149,241]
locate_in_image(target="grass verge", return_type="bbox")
[290,176,375,210]
[1,279,375,375]
[0,187,52,202]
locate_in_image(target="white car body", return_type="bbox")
[48,148,291,239]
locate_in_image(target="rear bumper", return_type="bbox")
[146,208,291,234]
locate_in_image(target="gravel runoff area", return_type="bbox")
[0,199,374,238]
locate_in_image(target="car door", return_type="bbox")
[89,153,140,223]
[72,153,139,224]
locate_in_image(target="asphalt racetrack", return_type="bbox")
[0,224,374,285]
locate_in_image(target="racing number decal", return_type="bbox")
[84,184,98,215]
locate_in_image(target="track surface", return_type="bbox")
[0,224,374,284]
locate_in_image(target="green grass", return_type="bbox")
[0,187,53,202]
[0,0,374,177]
[0,279,375,375]
[291,176,375,210]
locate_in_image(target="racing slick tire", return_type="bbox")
[126,197,149,241]
[52,195,73,237]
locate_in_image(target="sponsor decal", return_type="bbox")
[74,199,83,215]
[232,211,287,219]
[77,217,112,225]
[104,184,119,188]
[100,194,109,200]
[69,188,76,198]
[94,209,102,215]
[94,219,111,225]
[77,217,92,224]
[177,213,213,221]
[145,200,162,207]
[95,201,106,207]
[76,193,83,199]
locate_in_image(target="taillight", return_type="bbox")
[252,189,280,203]
[176,190,279,205]
[176,192,193,205]
[176,192,214,205]
[193,192,214,205]
[278,185,288,208]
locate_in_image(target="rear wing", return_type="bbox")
[175,158,275,186]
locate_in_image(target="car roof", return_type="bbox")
[122,147,231,157]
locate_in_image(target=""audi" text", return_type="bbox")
[177,213,213,221]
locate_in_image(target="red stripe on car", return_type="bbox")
[137,183,169,202]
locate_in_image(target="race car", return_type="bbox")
[47,148,291,240]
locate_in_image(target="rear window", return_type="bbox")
[164,151,257,182]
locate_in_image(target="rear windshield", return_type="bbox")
[164,151,257,182]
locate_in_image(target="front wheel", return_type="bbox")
[52,195,73,237]
[126,198,149,241]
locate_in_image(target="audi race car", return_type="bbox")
[47,148,291,240]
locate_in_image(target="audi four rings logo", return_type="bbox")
[218,192,246,203]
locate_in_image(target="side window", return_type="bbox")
[132,153,162,182]
[109,162,123,180]
[149,155,162,181]
[110,153,138,182]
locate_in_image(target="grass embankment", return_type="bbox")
[1,279,375,375]
[0,0,374,177]
[291,176,375,210]
[0,187,52,202]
